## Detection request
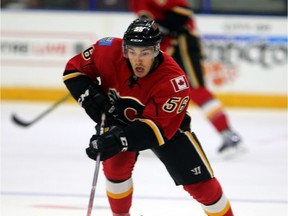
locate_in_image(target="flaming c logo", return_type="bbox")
[108,89,145,123]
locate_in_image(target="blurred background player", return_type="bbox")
[129,0,243,156]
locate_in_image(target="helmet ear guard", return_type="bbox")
[123,18,162,58]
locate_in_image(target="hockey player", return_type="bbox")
[63,18,234,216]
[129,0,242,155]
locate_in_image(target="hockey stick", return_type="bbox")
[11,93,71,127]
[86,113,106,216]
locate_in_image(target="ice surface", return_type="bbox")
[1,101,287,216]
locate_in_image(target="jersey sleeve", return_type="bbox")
[63,37,119,101]
[151,0,190,11]
[143,74,190,139]
[63,44,100,100]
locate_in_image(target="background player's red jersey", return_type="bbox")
[129,0,190,20]
[129,0,196,51]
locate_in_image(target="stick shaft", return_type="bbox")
[86,114,106,216]
[86,153,101,216]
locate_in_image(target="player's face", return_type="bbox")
[127,46,155,78]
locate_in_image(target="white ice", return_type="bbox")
[1,101,287,216]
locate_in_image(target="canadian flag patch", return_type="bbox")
[171,75,189,92]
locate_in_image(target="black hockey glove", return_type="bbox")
[86,126,129,161]
[78,85,113,123]
[156,11,189,36]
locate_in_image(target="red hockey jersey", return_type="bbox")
[64,37,190,141]
[129,0,195,28]
[129,0,189,19]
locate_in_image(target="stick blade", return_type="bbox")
[11,114,32,127]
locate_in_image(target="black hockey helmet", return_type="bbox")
[123,18,162,58]
[123,18,162,47]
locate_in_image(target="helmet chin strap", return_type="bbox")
[128,74,138,88]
